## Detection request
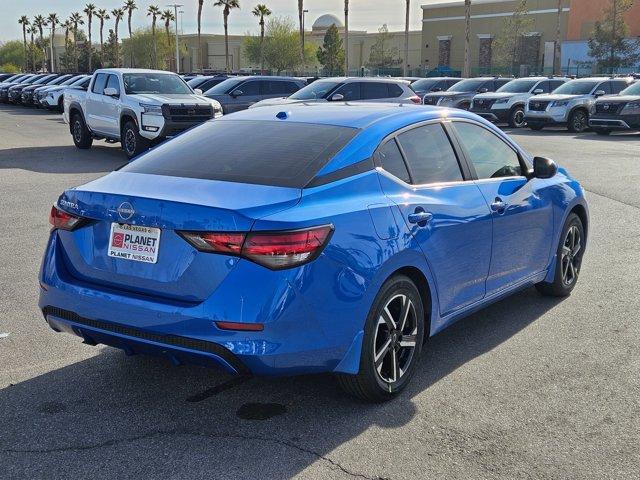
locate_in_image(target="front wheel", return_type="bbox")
[508,106,526,128]
[536,213,585,297]
[121,120,150,160]
[568,110,589,133]
[336,275,425,402]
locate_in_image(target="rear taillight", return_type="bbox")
[178,225,333,270]
[49,205,87,231]
[410,95,422,104]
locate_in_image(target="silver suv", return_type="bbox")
[524,77,634,132]
[470,77,569,128]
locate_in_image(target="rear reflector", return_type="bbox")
[178,225,333,270]
[216,321,264,332]
[49,205,87,231]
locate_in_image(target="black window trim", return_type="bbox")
[446,118,531,182]
[372,119,473,188]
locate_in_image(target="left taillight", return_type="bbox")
[49,205,87,231]
[409,95,422,104]
[178,225,334,270]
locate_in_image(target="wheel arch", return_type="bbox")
[392,266,433,342]
[68,103,86,133]
[119,109,139,134]
[569,203,589,241]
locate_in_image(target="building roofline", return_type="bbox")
[421,0,515,9]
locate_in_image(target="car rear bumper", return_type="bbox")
[589,115,640,130]
[38,231,353,377]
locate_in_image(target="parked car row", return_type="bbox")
[0,72,91,111]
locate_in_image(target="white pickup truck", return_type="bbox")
[64,68,223,159]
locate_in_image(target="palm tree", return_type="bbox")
[96,9,110,66]
[69,12,85,72]
[214,0,240,73]
[48,13,60,72]
[197,0,205,71]
[344,0,349,74]
[61,19,73,72]
[84,4,97,72]
[33,15,49,72]
[111,8,125,67]
[29,25,38,72]
[297,0,304,65]
[403,0,410,76]
[252,4,271,73]
[124,0,137,66]
[18,16,30,71]
[463,0,471,78]
[161,9,175,70]
[148,5,161,69]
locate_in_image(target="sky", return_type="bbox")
[0,0,449,42]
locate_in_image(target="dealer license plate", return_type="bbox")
[108,223,161,264]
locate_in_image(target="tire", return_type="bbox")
[568,109,589,133]
[535,213,585,297]
[336,275,425,402]
[121,120,149,160]
[528,123,544,131]
[508,106,526,128]
[71,113,93,150]
[594,128,611,136]
[458,102,471,111]
[57,96,64,113]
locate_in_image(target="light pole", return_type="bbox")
[302,9,308,71]
[344,1,349,75]
[49,25,55,73]
[179,10,185,34]
[167,4,183,73]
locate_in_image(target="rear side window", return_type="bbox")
[611,81,629,94]
[121,120,359,188]
[362,82,390,100]
[397,124,463,184]
[284,81,301,94]
[387,83,404,97]
[92,73,108,94]
[494,79,511,89]
[375,140,410,183]
[549,80,566,91]
[263,81,286,95]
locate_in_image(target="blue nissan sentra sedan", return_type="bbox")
[39,103,588,401]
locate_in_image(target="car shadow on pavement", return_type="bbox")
[0,288,563,479]
[0,105,56,116]
[0,146,126,174]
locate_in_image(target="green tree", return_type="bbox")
[252,4,272,73]
[122,27,185,70]
[69,12,85,71]
[47,13,60,72]
[101,29,119,67]
[0,40,26,71]
[492,0,534,71]
[214,0,240,73]
[366,25,402,69]
[18,16,30,71]
[124,0,138,66]
[111,8,125,67]
[588,0,640,72]
[84,4,97,72]
[33,15,49,72]
[147,5,162,69]
[161,9,175,70]
[243,16,314,73]
[96,9,110,66]
[316,24,345,75]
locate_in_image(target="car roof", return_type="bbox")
[95,68,181,75]
[228,75,302,81]
[219,102,472,129]
[320,77,410,85]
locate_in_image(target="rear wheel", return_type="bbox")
[508,106,526,128]
[122,120,149,160]
[536,213,585,297]
[71,113,93,150]
[568,109,589,133]
[336,275,425,402]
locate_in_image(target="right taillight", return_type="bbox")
[49,205,87,231]
[178,225,333,270]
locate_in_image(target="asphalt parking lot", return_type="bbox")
[0,104,638,479]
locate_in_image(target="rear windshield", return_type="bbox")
[121,120,359,188]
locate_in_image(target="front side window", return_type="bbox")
[334,82,361,101]
[122,73,192,95]
[375,139,410,183]
[453,122,522,179]
[397,124,463,184]
[91,73,108,94]
[497,79,539,93]
[611,81,630,94]
[235,80,261,96]
[289,80,340,100]
[448,79,485,92]
[105,75,120,95]
[549,80,566,91]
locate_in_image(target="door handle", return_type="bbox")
[490,198,507,213]
[408,209,433,225]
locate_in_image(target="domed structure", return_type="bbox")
[312,14,343,31]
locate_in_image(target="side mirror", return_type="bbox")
[532,156,558,179]
[432,87,443,92]
[594,90,606,97]
[330,93,345,101]
[477,87,489,93]
[231,89,243,97]
[194,88,203,95]
[103,87,119,98]
[533,88,544,95]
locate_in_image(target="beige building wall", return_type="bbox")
[421,0,570,74]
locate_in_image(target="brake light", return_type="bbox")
[410,95,422,104]
[178,225,333,270]
[49,205,86,231]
